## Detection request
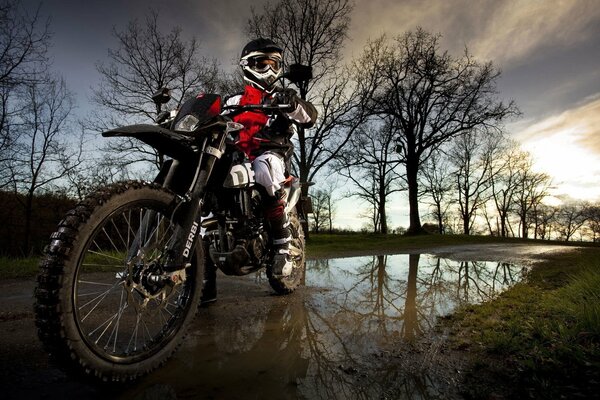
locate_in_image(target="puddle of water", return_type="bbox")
[307,254,526,343]
[120,254,527,399]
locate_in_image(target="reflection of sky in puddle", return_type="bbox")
[122,254,527,400]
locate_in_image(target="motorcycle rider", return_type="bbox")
[201,38,317,304]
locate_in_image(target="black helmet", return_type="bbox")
[239,38,284,92]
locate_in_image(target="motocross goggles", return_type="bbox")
[241,52,282,73]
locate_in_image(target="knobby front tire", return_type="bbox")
[34,181,204,381]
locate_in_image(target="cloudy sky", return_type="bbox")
[22,0,600,227]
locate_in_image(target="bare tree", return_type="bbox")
[532,203,557,240]
[489,140,527,237]
[311,189,330,233]
[92,10,220,170]
[310,181,337,233]
[325,183,337,233]
[355,29,518,234]
[9,76,80,254]
[555,201,588,242]
[62,130,131,201]
[419,151,454,234]
[450,130,502,234]
[585,203,600,242]
[335,119,404,234]
[0,1,49,86]
[513,159,551,238]
[0,0,51,188]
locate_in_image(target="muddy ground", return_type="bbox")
[0,243,578,399]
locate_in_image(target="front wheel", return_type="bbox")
[34,181,204,381]
[267,210,305,294]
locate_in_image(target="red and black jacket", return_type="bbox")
[223,85,317,160]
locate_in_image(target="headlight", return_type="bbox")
[174,114,199,132]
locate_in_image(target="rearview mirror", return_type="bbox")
[285,64,312,85]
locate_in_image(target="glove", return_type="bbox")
[272,88,298,112]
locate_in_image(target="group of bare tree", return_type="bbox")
[306,27,517,234]
[1,1,84,254]
[0,2,228,255]
[419,135,600,241]
[299,15,594,241]
[348,30,518,234]
[419,135,551,237]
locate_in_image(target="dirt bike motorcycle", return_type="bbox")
[34,65,313,381]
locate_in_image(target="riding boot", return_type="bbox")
[269,212,293,277]
[200,240,217,306]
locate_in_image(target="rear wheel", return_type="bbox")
[35,181,204,381]
[267,210,305,294]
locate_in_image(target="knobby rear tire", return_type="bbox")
[34,181,204,381]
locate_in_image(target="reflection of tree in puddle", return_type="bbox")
[307,254,527,344]
[120,255,526,399]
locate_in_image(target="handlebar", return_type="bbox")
[221,104,293,112]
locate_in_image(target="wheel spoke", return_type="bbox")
[88,287,126,342]
[107,289,128,352]
[78,280,122,322]
[110,218,129,251]
[87,248,124,262]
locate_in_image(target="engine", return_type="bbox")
[203,185,270,276]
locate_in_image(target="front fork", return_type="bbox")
[152,133,227,272]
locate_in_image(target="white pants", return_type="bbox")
[253,152,286,197]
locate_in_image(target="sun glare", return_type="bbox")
[521,127,600,201]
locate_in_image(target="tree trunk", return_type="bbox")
[23,191,34,256]
[461,193,471,235]
[436,205,444,234]
[327,205,333,234]
[379,179,388,234]
[405,159,423,235]
[521,214,528,238]
[497,210,505,237]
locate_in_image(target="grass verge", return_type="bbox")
[0,256,40,280]
[443,247,600,399]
